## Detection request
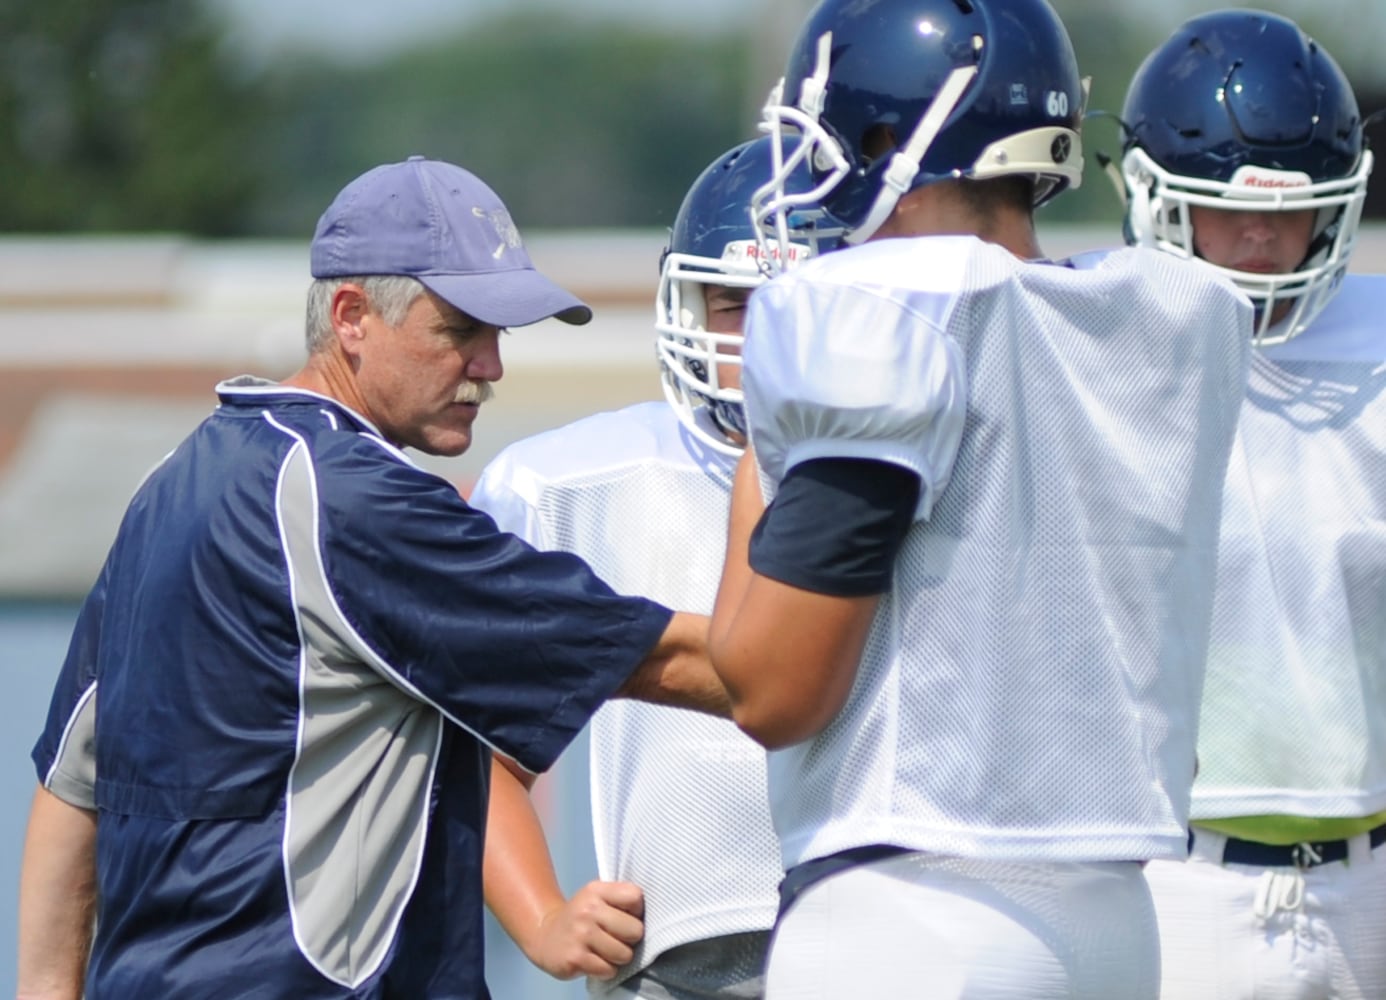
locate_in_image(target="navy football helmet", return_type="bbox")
[657,136,831,455]
[1120,10,1371,345]
[753,0,1085,257]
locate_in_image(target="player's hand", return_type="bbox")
[528,879,645,981]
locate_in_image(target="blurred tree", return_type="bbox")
[0,0,267,234]
[3,1,1377,236]
[1048,0,1161,226]
[247,12,750,237]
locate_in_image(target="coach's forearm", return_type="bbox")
[615,611,730,718]
[17,785,97,1000]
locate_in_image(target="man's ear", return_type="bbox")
[329,283,371,355]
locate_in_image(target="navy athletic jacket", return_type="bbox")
[32,377,672,998]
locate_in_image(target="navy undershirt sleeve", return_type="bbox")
[747,457,921,598]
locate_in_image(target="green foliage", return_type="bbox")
[5,1,1376,236]
[0,0,267,234]
[1,4,751,236]
[248,12,751,237]
[1044,2,1162,226]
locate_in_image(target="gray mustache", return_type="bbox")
[454,381,495,405]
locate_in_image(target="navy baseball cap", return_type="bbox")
[310,156,592,327]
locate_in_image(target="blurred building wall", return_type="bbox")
[5,224,1386,597]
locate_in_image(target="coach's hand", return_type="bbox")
[531,879,645,980]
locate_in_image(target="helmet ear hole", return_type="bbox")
[861,124,898,164]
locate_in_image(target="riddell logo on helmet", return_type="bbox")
[723,240,810,266]
[1229,166,1312,190]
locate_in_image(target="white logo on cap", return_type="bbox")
[473,207,524,259]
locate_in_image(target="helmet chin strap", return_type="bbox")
[844,64,980,245]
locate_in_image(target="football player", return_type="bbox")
[707,0,1254,996]
[1118,10,1386,998]
[475,136,825,1000]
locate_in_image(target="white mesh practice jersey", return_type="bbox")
[469,402,782,981]
[743,235,1252,869]
[1192,273,1386,821]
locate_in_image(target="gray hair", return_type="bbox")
[303,275,428,352]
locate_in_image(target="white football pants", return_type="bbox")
[766,852,1158,999]
[1145,828,1386,999]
